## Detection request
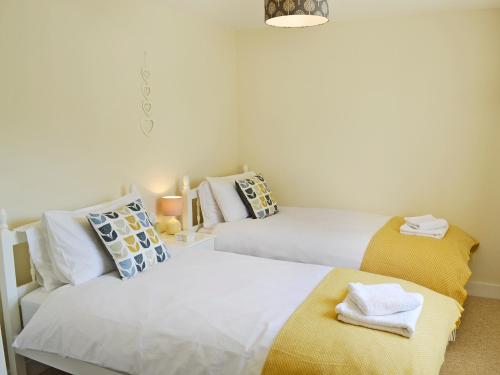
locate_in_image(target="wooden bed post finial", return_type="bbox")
[0,208,7,230]
[128,184,138,195]
[182,175,190,193]
[181,176,193,232]
[242,164,249,173]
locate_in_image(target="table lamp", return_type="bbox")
[159,196,183,235]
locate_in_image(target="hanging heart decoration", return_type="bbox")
[142,86,151,98]
[141,118,154,137]
[139,52,155,137]
[141,68,151,83]
[142,101,152,116]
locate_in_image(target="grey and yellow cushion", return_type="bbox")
[87,199,170,279]
[235,174,279,219]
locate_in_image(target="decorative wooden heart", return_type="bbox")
[141,68,151,82]
[142,86,151,98]
[142,101,152,116]
[141,118,154,137]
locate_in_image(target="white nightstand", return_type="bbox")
[160,232,216,252]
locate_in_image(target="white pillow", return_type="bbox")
[43,190,142,285]
[206,171,256,222]
[15,222,64,291]
[198,181,224,229]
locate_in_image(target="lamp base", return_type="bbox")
[160,216,181,235]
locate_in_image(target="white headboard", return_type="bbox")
[0,209,35,375]
[181,164,249,232]
[0,184,140,375]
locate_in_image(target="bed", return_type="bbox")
[182,167,479,305]
[0,207,461,375]
[200,206,389,269]
[14,248,330,375]
[20,287,50,326]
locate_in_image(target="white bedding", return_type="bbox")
[202,206,390,269]
[14,249,330,375]
[20,287,52,326]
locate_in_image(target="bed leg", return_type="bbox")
[448,329,457,342]
[12,355,27,375]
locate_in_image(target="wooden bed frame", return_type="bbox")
[0,214,123,375]
[0,168,250,375]
[181,164,249,231]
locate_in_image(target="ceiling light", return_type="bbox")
[265,0,329,28]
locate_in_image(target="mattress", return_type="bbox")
[19,247,186,328]
[20,287,52,326]
[202,206,389,269]
[14,248,330,375]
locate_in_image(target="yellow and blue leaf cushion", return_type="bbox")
[235,174,279,219]
[87,199,170,279]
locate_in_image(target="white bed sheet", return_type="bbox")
[20,287,52,326]
[202,206,390,269]
[14,249,330,375]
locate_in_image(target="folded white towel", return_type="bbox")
[404,215,448,231]
[336,293,424,338]
[404,214,435,226]
[348,282,422,316]
[400,223,449,240]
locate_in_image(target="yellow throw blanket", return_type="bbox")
[262,268,462,375]
[361,217,479,305]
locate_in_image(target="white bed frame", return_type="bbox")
[181,165,249,231]
[0,169,250,375]
[0,210,124,375]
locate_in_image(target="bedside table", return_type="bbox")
[160,232,216,252]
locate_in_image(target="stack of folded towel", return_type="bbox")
[336,283,424,338]
[400,214,449,239]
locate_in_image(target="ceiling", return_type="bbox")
[165,0,500,29]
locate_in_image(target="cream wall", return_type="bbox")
[1,4,499,289]
[237,10,500,286]
[0,0,240,281]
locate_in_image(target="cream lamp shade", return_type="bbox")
[159,196,183,235]
[265,0,329,28]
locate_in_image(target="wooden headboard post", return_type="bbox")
[181,176,194,231]
[181,175,202,232]
[0,208,30,375]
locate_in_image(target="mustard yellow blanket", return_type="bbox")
[262,268,462,375]
[361,217,479,305]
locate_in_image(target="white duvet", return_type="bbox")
[14,249,330,375]
[204,207,389,269]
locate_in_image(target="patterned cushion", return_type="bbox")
[235,174,279,219]
[87,199,170,279]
